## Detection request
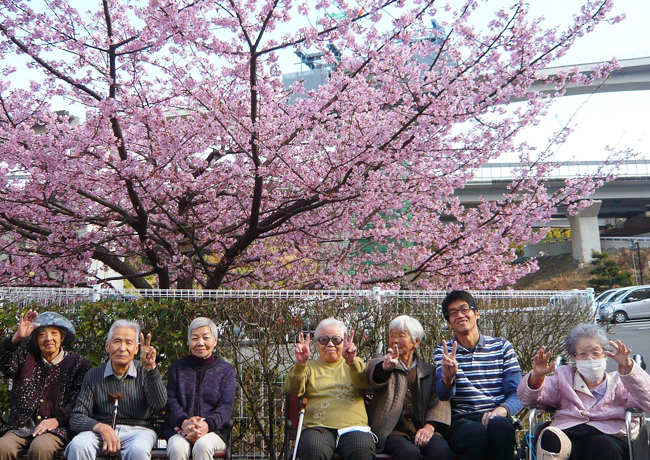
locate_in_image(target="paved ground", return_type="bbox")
[606,318,650,428]
[606,318,650,373]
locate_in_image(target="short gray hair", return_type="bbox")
[389,315,425,342]
[565,323,611,356]
[107,319,141,343]
[187,317,219,344]
[315,317,347,339]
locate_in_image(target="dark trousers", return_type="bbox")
[540,424,629,460]
[297,427,375,460]
[446,415,516,460]
[383,433,454,460]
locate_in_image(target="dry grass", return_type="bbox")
[513,247,650,291]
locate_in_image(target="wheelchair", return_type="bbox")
[522,355,649,460]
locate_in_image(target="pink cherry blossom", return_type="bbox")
[0,0,625,289]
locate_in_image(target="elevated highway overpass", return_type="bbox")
[461,160,650,220]
[532,55,650,96]
[500,54,650,261]
[459,160,650,262]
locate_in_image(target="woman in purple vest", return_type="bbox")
[165,317,236,460]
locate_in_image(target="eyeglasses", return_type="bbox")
[575,350,605,360]
[448,306,475,319]
[316,335,343,346]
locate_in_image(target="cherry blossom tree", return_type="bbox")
[0,0,624,289]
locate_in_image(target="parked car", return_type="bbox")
[594,287,628,310]
[102,291,139,301]
[599,285,650,323]
[546,291,588,310]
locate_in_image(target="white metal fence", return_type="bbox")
[0,285,595,306]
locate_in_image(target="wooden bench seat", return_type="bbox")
[15,444,227,459]
[150,447,227,458]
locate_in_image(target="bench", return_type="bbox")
[13,440,228,459]
[150,438,229,459]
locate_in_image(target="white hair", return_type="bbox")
[187,317,219,345]
[107,319,141,343]
[314,317,347,339]
[565,323,612,356]
[389,315,425,342]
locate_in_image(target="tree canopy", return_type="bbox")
[0,0,624,289]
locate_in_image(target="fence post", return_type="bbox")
[371,287,384,355]
[91,285,101,302]
[585,287,596,320]
[371,286,382,304]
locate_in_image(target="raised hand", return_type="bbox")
[382,344,400,371]
[605,339,633,374]
[294,332,311,365]
[532,346,555,376]
[441,340,458,386]
[139,332,157,371]
[342,330,357,364]
[12,310,40,344]
[528,346,555,389]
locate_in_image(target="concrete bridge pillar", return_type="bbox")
[567,200,602,264]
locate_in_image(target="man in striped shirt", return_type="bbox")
[434,290,522,460]
[65,319,167,460]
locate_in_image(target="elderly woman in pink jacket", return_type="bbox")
[517,323,650,460]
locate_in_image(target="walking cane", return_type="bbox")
[292,397,308,460]
[107,392,124,429]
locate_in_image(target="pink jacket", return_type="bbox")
[517,362,650,435]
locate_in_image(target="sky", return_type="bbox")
[487,0,650,162]
[276,0,650,163]
[2,0,649,163]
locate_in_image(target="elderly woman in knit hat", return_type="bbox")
[0,310,91,460]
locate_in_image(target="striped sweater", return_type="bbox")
[434,334,522,416]
[69,360,167,433]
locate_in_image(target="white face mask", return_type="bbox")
[576,358,607,382]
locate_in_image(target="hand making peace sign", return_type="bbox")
[342,330,357,364]
[382,344,400,371]
[139,332,157,371]
[441,340,458,386]
[294,332,311,365]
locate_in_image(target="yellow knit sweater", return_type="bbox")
[285,357,369,429]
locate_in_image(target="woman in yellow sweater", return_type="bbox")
[285,317,375,460]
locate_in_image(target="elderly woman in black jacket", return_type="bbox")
[0,311,90,460]
[367,315,453,460]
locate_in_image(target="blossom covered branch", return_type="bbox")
[0,0,624,289]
